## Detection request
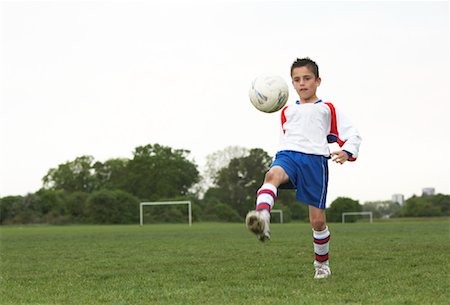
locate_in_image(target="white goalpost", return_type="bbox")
[342,211,373,223]
[271,209,284,224]
[140,201,192,226]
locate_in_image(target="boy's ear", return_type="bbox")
[316,77,322,86]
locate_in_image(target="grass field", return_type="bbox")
[1,219,449,305]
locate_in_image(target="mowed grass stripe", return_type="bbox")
[1,220,449,305]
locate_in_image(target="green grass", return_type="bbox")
[1,219,449,305]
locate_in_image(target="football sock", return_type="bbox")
[256,183,277,213]
[313,226,330,263]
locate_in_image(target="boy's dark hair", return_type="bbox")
[290,57,319,78]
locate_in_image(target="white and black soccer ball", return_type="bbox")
[249,75,289,113]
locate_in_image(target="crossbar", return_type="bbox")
[342,211,373,223]
[140,201,192,226]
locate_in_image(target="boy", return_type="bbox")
[245,57,362,279]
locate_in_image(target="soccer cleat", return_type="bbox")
[245,210,270,242]
[314,261,331,279]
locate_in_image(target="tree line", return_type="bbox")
[1,143,448,225]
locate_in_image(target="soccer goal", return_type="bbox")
[342,211,373,223]
[271,209,284,224]
[139,201,192,226]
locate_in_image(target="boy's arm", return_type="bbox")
[333,106,362,161]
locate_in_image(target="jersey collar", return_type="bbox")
[295,99,323,105]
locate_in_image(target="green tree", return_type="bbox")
[93,158,129,190]
[43,155,96,192]
[207,148,272,218]
[124,144,199,200]
[196,146,250,195]
[429,194,450,216]
[398,194,447,217]
[326,197,362,222]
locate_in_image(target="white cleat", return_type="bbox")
[245,210,270,242]
[314,261,331,279]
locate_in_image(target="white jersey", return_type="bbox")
[279,100,362,160]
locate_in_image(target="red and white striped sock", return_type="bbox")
[255,183,277,213]
[313,226,331,263]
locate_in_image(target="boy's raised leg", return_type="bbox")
[245,183,278,242]
[245,209,271,241]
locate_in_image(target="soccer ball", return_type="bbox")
[249,75,289,113]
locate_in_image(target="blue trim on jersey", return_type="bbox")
[343,150,353,158]
[327,134,338,144]
[295,99,323,105]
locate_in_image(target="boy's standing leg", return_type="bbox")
[309,206,332,279]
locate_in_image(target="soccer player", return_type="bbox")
[246,57,362,279]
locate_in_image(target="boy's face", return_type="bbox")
[291,66,321,102]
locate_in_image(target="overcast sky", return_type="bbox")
[0,0,448,205]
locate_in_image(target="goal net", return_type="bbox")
[341,211,373,223]
[140,201,192,226]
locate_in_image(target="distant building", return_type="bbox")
[391,194,405,205]
[422,187,435,196]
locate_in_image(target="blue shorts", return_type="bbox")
[272,150,329,209]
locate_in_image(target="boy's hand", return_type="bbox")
[331,150,349,164]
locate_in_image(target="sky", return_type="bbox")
[0,0,448,206]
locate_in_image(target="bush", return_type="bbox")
[0,196,23,224]
[289,202,309,221]
[398,195,448,217]
[87,189,139,224]
[272,203,292,223]
[202,202,242,222]
[326,197,362,222]
[35,189,68,217]
[12,193,43,224]
[66,191,89,223]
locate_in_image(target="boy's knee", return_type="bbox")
[264,167,286,185]
[264,170,277,182]
[310,218,326,231]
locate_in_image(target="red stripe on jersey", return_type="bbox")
[281,106,288,134]
[325,102,345,147]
